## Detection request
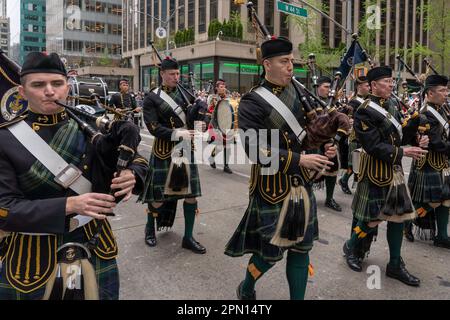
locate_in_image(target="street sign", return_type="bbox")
[155,27,167,39]
[276,0,308,18]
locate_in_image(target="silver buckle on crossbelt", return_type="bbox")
[54,164,83,189]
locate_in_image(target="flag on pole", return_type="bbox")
[0,50,28,125]
[337,39,367,79]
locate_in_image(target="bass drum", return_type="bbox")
[68,76,109,110]
[212,98,239,137]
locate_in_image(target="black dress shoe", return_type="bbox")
[338,178,352,195]
[386,262,420,287]
[236,281,256,300]
[182,236,206,254]
[325,198,342,212]
[223,165,233,174]
[209,161,216,169]
[433,237,450,249]
[145,227,157,247]
[343,242,363,272]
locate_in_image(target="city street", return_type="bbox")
[110,129,450,300]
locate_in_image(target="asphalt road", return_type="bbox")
[110,129,450,300]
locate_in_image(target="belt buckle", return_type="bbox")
[54,164,82,189]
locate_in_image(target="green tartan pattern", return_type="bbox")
[18,119,83,193]
[352,175,390,222]
[138,151,201,203]
[408,165,445,203]
[0,254,119,300]
[224,188,318,262]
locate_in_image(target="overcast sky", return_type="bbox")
[7,0,20,44]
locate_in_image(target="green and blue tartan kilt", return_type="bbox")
[408,165,444,203]
[0,254,119,300]
[351,175,390,222]
[347,141,360,167]
[224,188,318,262]
[138,151,202,203]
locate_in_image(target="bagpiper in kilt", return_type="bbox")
[109,78,139,124]
[139,57,207,254]
[0,52,148,300]
[315,76,343,212]
[225,36,336,300]
[342,66,428,287]
[338,76,370,196]
[407,74,450,249]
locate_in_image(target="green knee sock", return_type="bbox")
[325,176,337,201]
[350,217,359,237]
[387,222,404,267]
[435,206,449,240]
[241,254,274,296]
[183,201,197,238]
[146,204,159,231]
[286,251,310,300]
[347,221,374,249]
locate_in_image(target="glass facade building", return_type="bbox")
[46,0,122,68]
[20,0,46,64]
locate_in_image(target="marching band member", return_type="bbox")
[316,76,342,212]
[208,79,233,174]
[109,78,141,125]
[139,57,207,254]
[338,76,370,195]
[407,74,450,248]
[0,52,147,300]
[225,36,336,300]
[342,66,428,286]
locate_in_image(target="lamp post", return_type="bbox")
[132,4,184,57]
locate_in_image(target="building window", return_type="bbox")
[179,0,185,30]
[188,0,194,29]
[334,0,342,48]
[264,0,274,36]
[153,0,158,39]
[280,12,288,37]
[170,0,176,33]
[210,0,218,21]
[199,0,206,33]
[140,0,145,48]
[321,0,330,46]
[85,0,96,12]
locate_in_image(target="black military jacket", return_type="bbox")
[238,80,320,203]
[354,95,420,187]
[109,91,137,111]
[421,103,450,156]
[143,86,206,139]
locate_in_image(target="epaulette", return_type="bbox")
[0,113,28,129]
